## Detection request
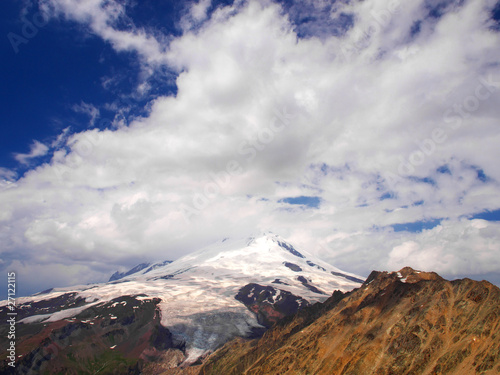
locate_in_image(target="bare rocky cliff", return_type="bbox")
[198,267,500,375]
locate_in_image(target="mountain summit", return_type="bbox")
[0,233,363,373]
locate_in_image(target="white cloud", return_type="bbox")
[191,0,212,21]
[0,168,17,193]
[72,102,100,126]
[2,0,500,295]
[50,126,71,148]
[386,219,500,276]
[0,168,16,181]
[38,0,169,66]
[13,140,49,165]
[180,0,213,30]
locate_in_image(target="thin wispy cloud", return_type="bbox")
[72,102,100,127]
[13,140,49,165]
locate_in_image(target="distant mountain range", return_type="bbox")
[0,233,363,374]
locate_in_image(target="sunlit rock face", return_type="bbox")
[199,267,500,375]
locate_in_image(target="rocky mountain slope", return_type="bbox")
[0,233,363,374]
[198,267,500,375]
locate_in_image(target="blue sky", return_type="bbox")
[280,196,321,208]
[1,0,500,298]
[1,0,180,172]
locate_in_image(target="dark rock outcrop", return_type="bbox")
[235,283,310,327]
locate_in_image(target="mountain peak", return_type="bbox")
[364,267,444,286]
[108,262,151,282]
[243,232,307,259]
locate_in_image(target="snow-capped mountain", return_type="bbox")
[0,233,364,372]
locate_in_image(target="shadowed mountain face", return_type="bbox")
[198,267,500,375]
[0,296,186,374]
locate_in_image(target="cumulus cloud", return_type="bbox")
[387,219,500,275]
[292,219,500,280]
[2,0,500,295]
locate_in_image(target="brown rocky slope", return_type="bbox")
[197,267,500,375]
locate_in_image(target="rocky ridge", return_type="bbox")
[198,267,500,375]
